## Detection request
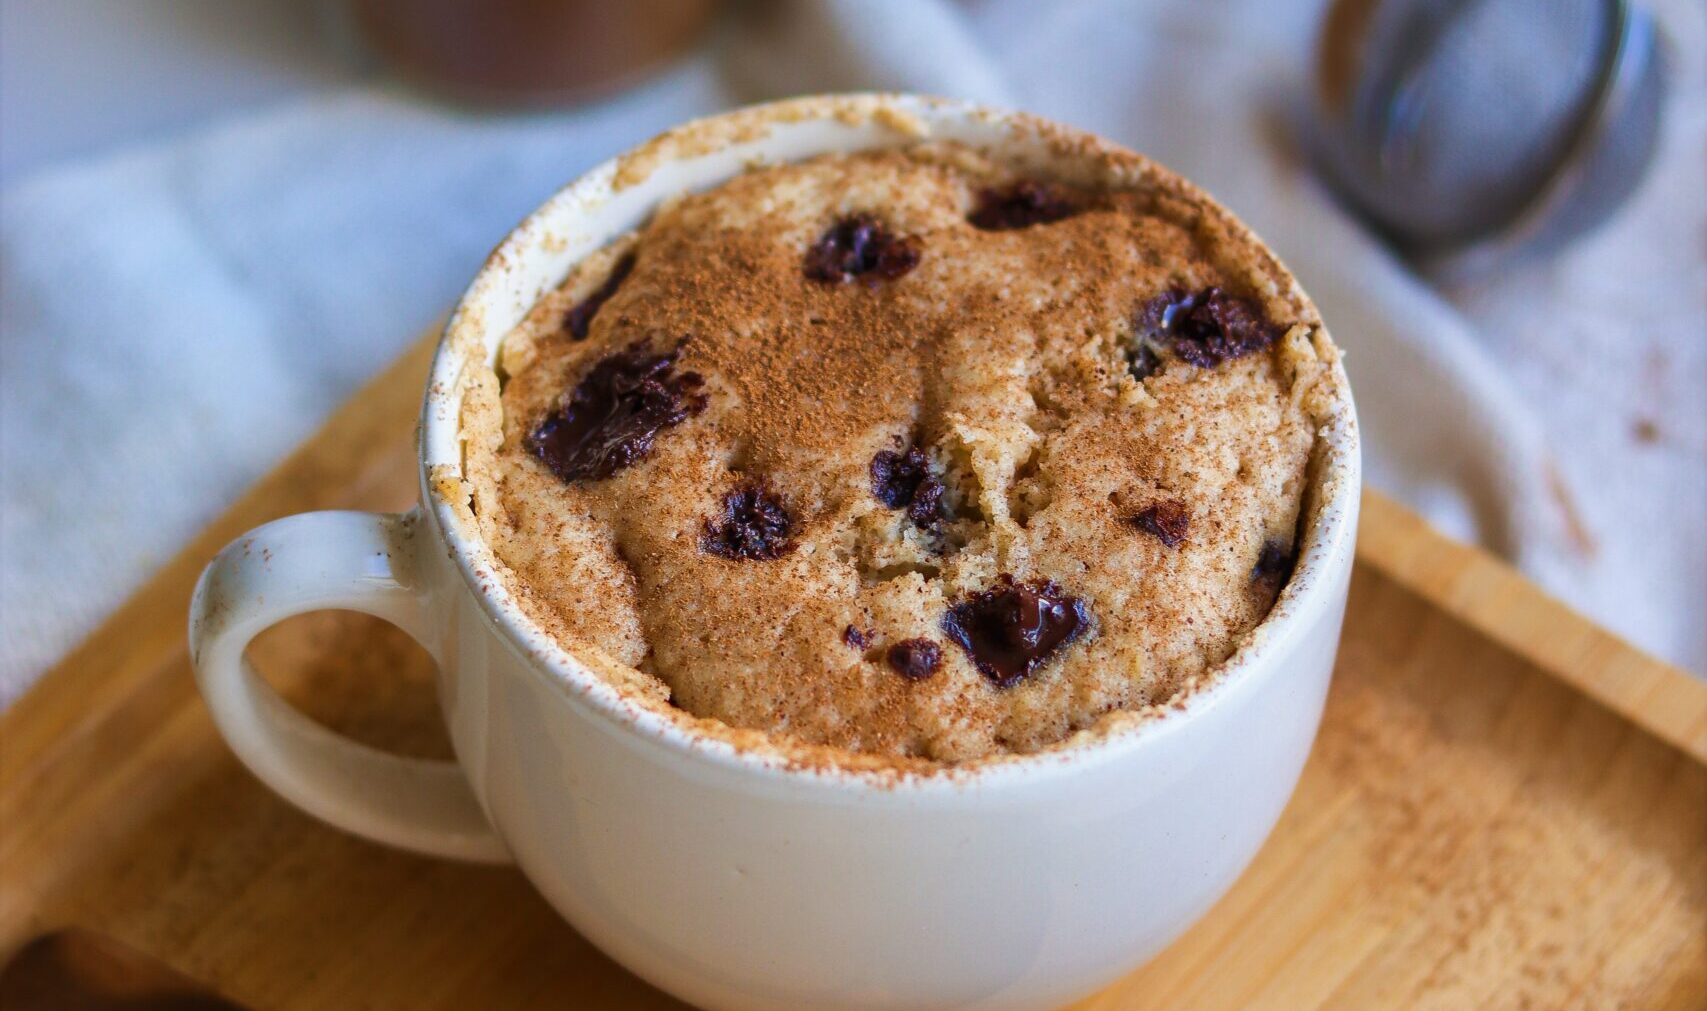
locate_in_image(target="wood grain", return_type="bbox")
[2,331,1702,1009]
[1355,493,1707,765]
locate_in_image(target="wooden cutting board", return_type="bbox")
[2,333,1704,1010]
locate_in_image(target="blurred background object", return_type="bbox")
[1,0,1702,700]
[1312,0,1668,278]
[347,0,718,105]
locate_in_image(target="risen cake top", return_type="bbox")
[461,141,1342,763]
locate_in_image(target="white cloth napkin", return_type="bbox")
[2,0,1702,703]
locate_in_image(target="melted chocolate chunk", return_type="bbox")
[886,638,942,680]
[1251,538,1297,593]
[563,252,636,341]
[968,181,1081,231]
[941,575,1091,688]
[803,214,921,284]
[906,476,947,528]
[1126,342,1162,381]
[870,446,947,528]
[526,341,706,483]
[842,624,871,650]
[1129,499,1190,548]
[701,482,796,561]
[869,448,925,508]
[1139,287,1280,368]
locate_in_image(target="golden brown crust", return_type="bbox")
[467,142,1339,762]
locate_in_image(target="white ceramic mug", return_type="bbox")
[190,95,1360,1011]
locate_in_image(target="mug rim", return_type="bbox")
[420,93,1362,792]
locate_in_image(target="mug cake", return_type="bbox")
[457,139,1344,763]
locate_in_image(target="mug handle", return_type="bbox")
[189,509,510,863]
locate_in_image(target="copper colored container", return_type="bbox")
[350,0,720,106]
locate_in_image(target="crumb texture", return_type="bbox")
[471,144,1336,762]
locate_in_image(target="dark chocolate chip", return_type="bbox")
[906,475,946,528]
[1251,538,1297,592]
[701,482,796,561]
[1139,287,1280,368]
[870,446,946,528]
[526,340,706,483]
[941,575,1091,688]
[842,624,871,650]
[1127,342,1162,381]
[870,447,927,508]
[968,181,1081,231]
[803,214,921,284]
[563,252,636,341]
[1129,499,1190,548]
[886,638,942,680]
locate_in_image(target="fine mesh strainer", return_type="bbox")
[1312,0,1668,278]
